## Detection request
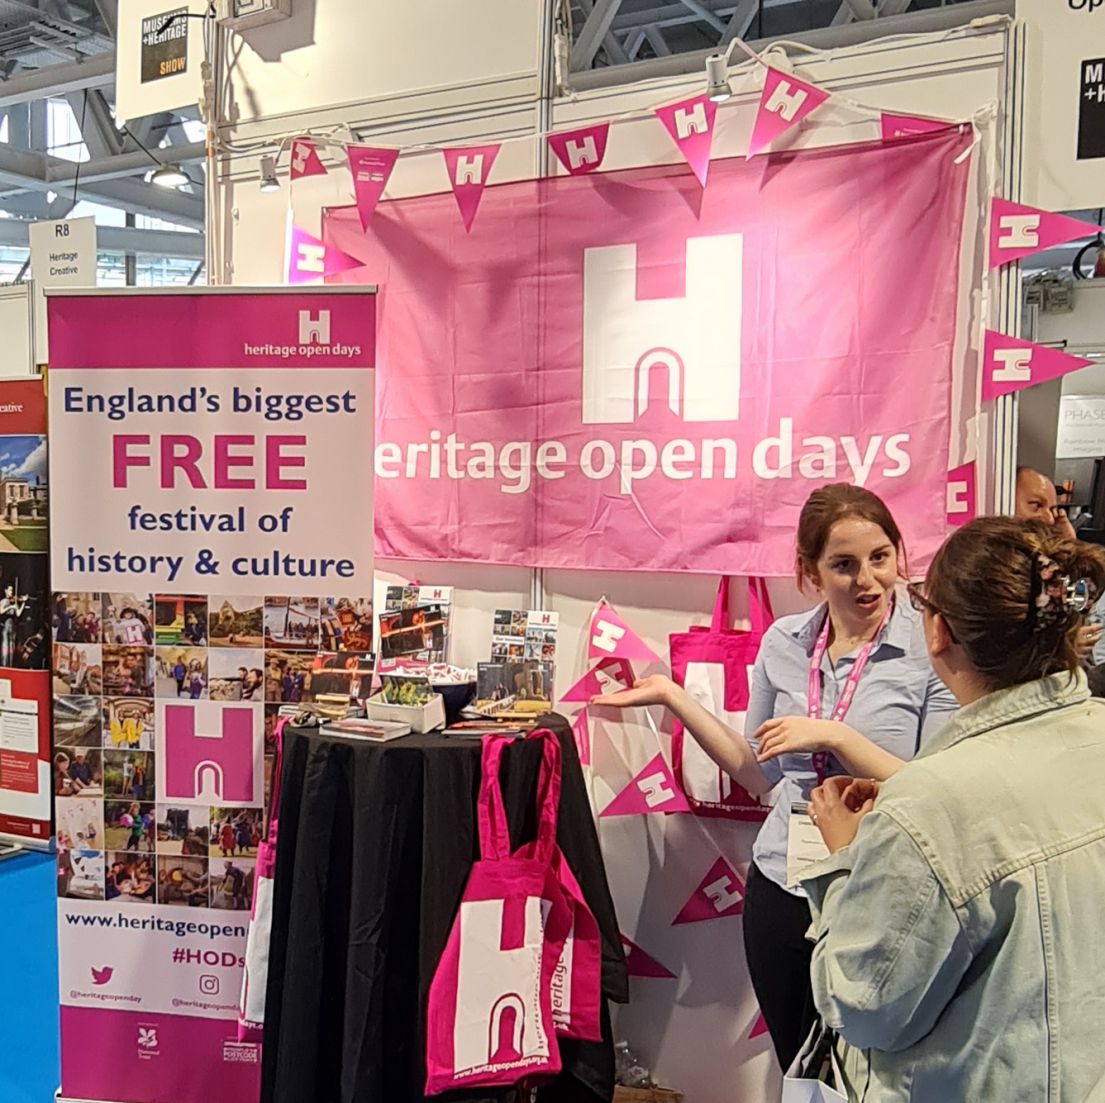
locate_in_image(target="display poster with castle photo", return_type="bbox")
[0,378,51,847]
[46,287,375,1103]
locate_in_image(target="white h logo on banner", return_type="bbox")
[454,154,485,185]
[292,143,310,174]
[991,348,1033,384]
[637,771,675,808]
[296,244,325,275]
[673,102,708,139]
[582,235,743,424]
[591,619,626,654]
[566,136,598,170]
[947,480,970,515]
[997,215,1041,250]
[764,79,809,122]
[703,875,742,913]
[298,309,331,344]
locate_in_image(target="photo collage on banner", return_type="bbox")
[47,288,375,1103]
[0,378,51,845]
[52,590,374,907]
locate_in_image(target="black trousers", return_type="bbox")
[743,861,819,1072]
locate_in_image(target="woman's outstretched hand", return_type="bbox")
[590,673,677,710]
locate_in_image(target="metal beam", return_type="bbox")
[720,0,761,45]
[644,24,671,55]
[66,88,122,159]
[0,218,204,259]
[93,0,118,37]
[612,2,737,33]
[0,50,113,108]
[45,142,207,186]
[570,0,624,69]
[678,0,725,33]
[73,177,205,227]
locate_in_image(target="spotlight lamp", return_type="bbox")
[260,154,280,193]
[705,54,732,103]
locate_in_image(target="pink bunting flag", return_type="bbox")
[981,330,1092,401]
[880,112,954,140]
[347,145,399,231]
[988,199,1097,269]
[746,67,830,159]
[548,123,610,176]
[560,657,635,703]
[672,856,745,924]
[572,709,591,767]
[749,1013,770,1040]
[946,463,977,528]
[654,94,718,187]
[620,934,676,979]
[588,602,663,664]
[286,226,363,285]
[290,137,327,180]
[601,752,690,818]
[443,143,500,232]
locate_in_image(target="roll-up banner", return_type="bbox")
[47,286,376,1103]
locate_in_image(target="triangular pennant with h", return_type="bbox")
[620,934,676,979]
[746,67,829,159]
[588,602,662,664]
[988,199,1097,269]
[981,330,1092,401]
[672,856,745,924]
[347,145,399,231]
[946,462,977,528]
[286,226,362,285]
[443,143,500,232]
[548,123,610,176]
[748,1012,770,1040]
[560,657,635,703]
[654,94,717,187]
[290,137,327,180]
[600,752,690,818]
[879,112,954,141]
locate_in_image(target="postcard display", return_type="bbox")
[47,287,376,1103]
[0,379,52,846]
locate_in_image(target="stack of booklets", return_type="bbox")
[324,717,412,742]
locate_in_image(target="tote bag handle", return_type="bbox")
[710,577,774,636]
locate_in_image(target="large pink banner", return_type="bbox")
[326,128,972,575]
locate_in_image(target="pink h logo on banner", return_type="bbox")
[588,603,662,663]
[988,199,1096,269]
[582,234,742,427]
[163,705,254,803]
[286,226,362,284]
[290,138,327,180]
[946,462,976,527]
[443,144,501,232]
[981,330,1092,401]
[673,857,745,924]
[747,67,830,159]
[655,94,718,186]
[880,112,953,141]
[548,124,610,176]
[347,145,399,231]
[601,752,690,817]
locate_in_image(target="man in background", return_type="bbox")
[1015,467,1104,660]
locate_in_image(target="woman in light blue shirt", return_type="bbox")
[595,484,956,1071]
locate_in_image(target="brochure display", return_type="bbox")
[46,287,376,1103]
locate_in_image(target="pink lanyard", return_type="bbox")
[807,600,893,784]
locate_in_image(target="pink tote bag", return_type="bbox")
[425,732,572,1096]
[237,715,289,1042]
[670,578,774,822]
[521,732,603,1044]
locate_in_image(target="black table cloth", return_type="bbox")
[260,713,627,1103]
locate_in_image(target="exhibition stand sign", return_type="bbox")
[0,378,51,847]
[46,287,376,1103]
[326,126,974,576]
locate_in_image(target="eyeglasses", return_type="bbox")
[906,582,939,617]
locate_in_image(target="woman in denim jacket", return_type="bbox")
[804,517,1105,1101]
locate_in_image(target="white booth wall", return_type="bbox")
[215,10,1012,1101]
